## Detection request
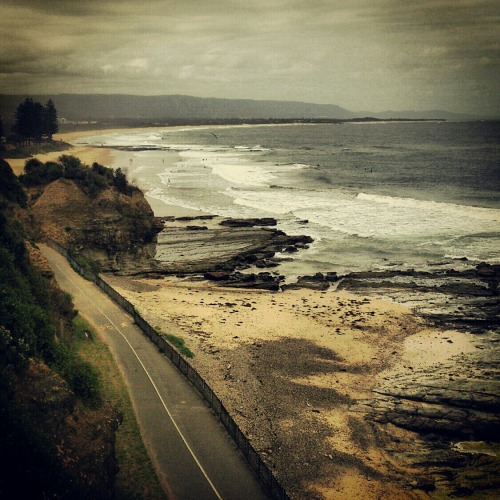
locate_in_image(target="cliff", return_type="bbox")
[29,177,163,274]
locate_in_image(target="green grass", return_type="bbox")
[71,313,92,340]
[164,333,194,358]
[74,314,166,499]
[73,254,101,275]
[155,326,194,359]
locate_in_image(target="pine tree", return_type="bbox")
[43,99,58,141]
[14,98,44,144]
[13,98,59,144]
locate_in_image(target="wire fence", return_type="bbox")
[47,241,289,500]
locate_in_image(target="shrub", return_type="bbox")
[19,155,138,198]
[67,360,101,404]
[50,317,102,407]
[163,333,194,358]
[0,202,101,405]
[0,326,30,371]
[73,254,101,276]
[0,160,27,207]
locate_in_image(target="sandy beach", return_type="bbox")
[6,131,116,177]
[104,273,484,499]
[6,126,162,175]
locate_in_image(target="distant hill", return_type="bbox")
[0,93,482,126]
[359,109,480,121]
[0,94,354,123]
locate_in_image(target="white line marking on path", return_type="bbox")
[52,259,223,500]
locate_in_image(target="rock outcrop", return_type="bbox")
[219,217,277,227]
[30,178,163,274]
[204,271,283,290]
[353,348,500,439]
[156,220,313,276]
[282,272,339,291]
[349,338,500,496]
[338,265,500,332]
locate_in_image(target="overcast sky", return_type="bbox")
[0,0,498,114]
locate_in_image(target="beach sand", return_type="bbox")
[6,127,164,176]
[105,273,478,499]
[6,130,117,177]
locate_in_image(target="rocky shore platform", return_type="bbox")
[153,215,313,289]
[152,214,499,333]
[106,214,499,499]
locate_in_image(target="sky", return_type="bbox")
[0,0,499,115]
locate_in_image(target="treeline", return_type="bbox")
[10,97,59,145]
[20,154,139,198]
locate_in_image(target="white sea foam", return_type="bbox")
[290,163,311,169]
[171,148,278,187]
[212,163,276,187]
[357,192,497,215]
[226,188,500,240]
[81,126,500,272]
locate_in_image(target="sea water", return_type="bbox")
[79,121,500,278]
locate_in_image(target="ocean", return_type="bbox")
[79,121,500,278]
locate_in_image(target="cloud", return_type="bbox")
[0,0,498,114]
[127,58,149,71]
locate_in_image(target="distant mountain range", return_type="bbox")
[0,93,485,125]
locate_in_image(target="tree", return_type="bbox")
[14,98,44,144]
[58,154,84,180]
[43,99,58,140]
[13,98,59,144]
[0,160,27,207]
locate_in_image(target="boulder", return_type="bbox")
[206,271,283,290]
[282,272,339,291]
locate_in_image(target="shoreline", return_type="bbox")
[5,126,498,329]
[5,133,116,177]
[4,127,201,219]
[6,126,497,330]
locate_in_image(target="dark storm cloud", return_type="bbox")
[0,0,498,114]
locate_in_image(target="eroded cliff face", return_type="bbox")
[30,178,163,274]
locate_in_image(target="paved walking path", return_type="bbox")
[40,244,268,500]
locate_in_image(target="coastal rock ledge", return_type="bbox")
[155,216,313,278]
